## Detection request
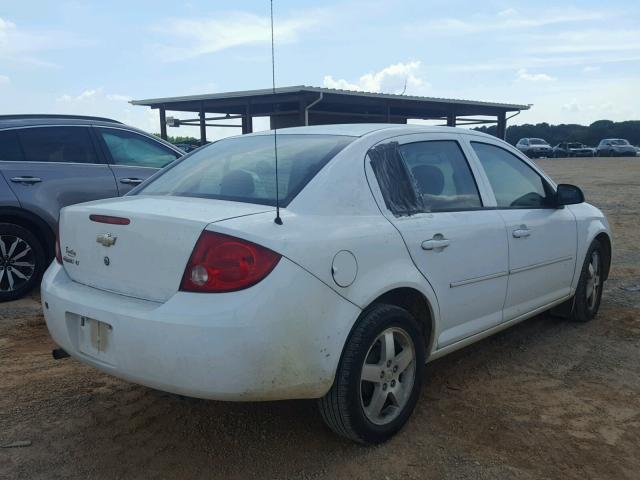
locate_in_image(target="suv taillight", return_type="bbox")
[55,224,62,264]
[180,231,281,293]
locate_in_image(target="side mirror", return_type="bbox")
[556,183,584,206]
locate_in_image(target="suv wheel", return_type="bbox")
[318,304,425,444]
[0,223,46,302]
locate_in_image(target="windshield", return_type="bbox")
[529,139,549,145]
[138,134,353,207]
[611,139,629,145]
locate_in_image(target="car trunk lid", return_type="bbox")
[58,195,272,302]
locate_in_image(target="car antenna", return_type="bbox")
[270,0,283,225]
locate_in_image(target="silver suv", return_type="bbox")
[515,138,553,158]
[0,114,183,301]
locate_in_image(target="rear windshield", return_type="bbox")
[138,134,353,206]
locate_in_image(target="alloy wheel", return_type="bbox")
[585,250,601,311]
[360,327,416,425]
[0,235,36,292]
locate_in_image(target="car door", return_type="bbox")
[468,140,577,321]
[0,126,118,226]
[93,127,182,195]
[367,133,509,348]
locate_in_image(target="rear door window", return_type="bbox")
[17,127,99,164]
[0,130,24,161]
[369,140,482,215]
[97,128,180,168]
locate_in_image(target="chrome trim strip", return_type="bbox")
[509,255,574,275]
[450,270,508,288]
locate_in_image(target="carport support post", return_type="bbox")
[242,103,253,134]
[446,108,456,127]
[497,111,507,140]
[159,106,167,140]
[199,106,207,145]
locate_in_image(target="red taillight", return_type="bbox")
[180,231,281,293]
[55,223,62,264]
[89,214,130,225]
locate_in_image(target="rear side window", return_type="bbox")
[138,134,353,207]
[98,128,180,168]
[471,142,550,208]
[18,127,98,164]
[0,130,24,161]
[369,140,482,215]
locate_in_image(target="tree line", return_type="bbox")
[474,120,640,146]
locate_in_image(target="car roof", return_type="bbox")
[0,114,122,129]
[243,123,497,139]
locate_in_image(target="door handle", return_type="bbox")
[120,178,143,185]
[421,236,451,250]
[10,176,41,184]
[512,227,531,238]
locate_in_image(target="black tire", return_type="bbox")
[0,223,46,302]
[318,304,425,444]
[570,239,605,322]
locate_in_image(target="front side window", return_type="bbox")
[471,142,550,209]
[138,134,353,207]
[98,128,180,168]
[369,140,482,214]
[18,127,98,163]
[0,130,24,161]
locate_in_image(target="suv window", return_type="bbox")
[98,128,180,168]
[0,130,24,162]
[18,126,98,163]
[399,141,482,212]
[471,142,550,209]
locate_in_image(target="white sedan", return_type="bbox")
[42,124,611,444]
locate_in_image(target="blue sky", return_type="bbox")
[1,0,639,139]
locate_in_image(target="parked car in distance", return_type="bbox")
[596,139,637,157]
[515,138,553,158]
[43,124,611,444]
[0,114,184,301]
[174,143,200,153]
[552,142,595,158]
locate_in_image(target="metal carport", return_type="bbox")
[131,86,529,144]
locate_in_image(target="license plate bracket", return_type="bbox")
[78,316,115,364]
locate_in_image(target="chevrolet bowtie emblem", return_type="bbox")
[96,233,117,247]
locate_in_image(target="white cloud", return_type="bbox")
[106,93,132,102]
[420,8,607,34]
[517,68,554,82]
[525,29,640,55]
[323,61,429,94]
[562,99,581,112]
[152,11,322,61]
[57,88,102,103]
[0,74,9,85]
[582,66,600,73]
[0,16,85,67]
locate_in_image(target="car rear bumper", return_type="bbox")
[41,260,360,401]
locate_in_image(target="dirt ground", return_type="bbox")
[1,157,639,479]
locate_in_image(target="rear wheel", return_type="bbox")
[0,223,46,302]
[570,240,605,322]
[318,304,425,444]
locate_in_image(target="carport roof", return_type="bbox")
[131,85,530,114]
